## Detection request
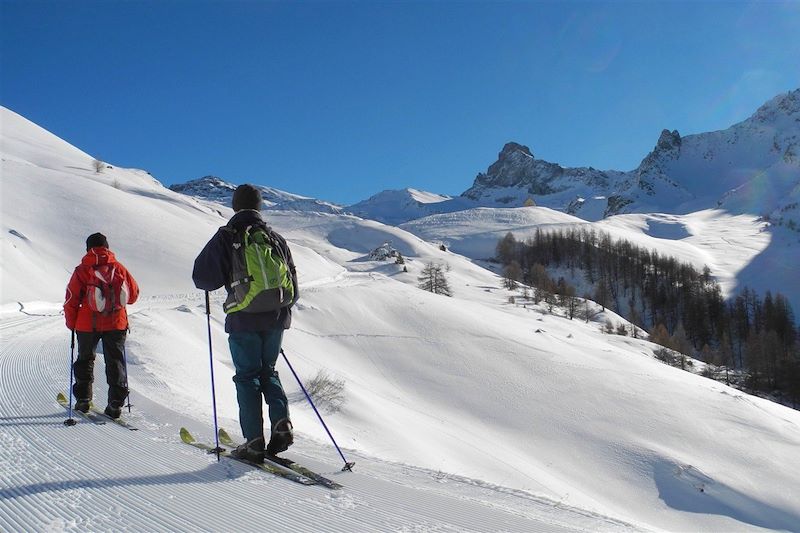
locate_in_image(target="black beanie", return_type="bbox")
[232,184,262,212]
[86,232,109,250]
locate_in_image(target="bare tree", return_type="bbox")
[496,232,517,264]
[503,260,522,290]
[564,286,579,320]
[93,158,105,173]
[418,262,452,296]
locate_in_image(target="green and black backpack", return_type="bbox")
[223,224,294,314]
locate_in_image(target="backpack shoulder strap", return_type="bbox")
[226,225,255,290]
[91,264,115,283]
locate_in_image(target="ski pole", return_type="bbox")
[122,341,132,414]
[205,291,222,460]
[64,330,77,427]
[280,348,355,471]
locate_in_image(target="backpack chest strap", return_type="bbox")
[230,275,254,288]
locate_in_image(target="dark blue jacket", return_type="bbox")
[193,210,298,332]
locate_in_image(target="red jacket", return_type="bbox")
[64,247,139,332]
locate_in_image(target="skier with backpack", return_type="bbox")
[63,232,139,419]
[192,184,299,463]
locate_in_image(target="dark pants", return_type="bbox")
[72,330,128,408]
[228,329,289,441]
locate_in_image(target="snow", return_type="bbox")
[401,206,800,310]
[401,206,588,259]
[3,105,800,532]
[346,188,466,225]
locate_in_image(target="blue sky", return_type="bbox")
[2,1,799,205]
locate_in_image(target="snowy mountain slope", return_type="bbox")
[348,89,800,225]
[466,89,800,222]
[1,109,229,303]
[401,206,589,260]
[661,90,800,212]
[461,142,637,219]
[169,176,344,214]
[400,206,800,309]
[595,211,799,306]
[3,106,800,531]
[0,313,610,533]
[345,188,460,225]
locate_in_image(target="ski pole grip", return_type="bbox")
[205,291,210,316]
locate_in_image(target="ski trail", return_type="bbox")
[0,312,635,532]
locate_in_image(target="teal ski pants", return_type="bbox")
[228,329,289,441]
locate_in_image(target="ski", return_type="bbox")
[57,392,106,425]
[179,427,316,486]
[57,392,138,430]
[218,427,343,490]
[89,406,139,431]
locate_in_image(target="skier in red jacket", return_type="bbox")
[64,233,139,418]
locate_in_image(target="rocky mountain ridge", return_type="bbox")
[464,90,799,223]
[169,89,799,229]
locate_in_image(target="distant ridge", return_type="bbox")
[169,176,344,214]
[350,89,800,226]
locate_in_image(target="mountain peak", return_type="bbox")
[752,88,800,124]
[499,142,533,159]
[169,176,344,214]
[347,188,454,225]
[169,175,236,194]
[466,141,556,193]
[655,129,682,152]
[486,142,534,175]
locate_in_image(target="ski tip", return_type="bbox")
[57,392,67,403]
[179,427,195,444]
[218,427,231,440]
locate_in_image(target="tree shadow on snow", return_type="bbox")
[728,227,800,313]
[653,460,799,531]
[645,219,691,240]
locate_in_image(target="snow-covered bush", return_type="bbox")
[306,370,347,413]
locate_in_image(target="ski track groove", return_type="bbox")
[0,312,619,532]
[0,318,236,532]
[0,316,381,532]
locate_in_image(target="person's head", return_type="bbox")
[86,232,109,251]
[232,184,262,212]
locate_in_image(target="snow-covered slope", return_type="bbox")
[401,206,589,260]
[1,109,227,303]
[632,90,800,218]
[3,106,800,532]
[400,206,800,309]
[346,188,461,225]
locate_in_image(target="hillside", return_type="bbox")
[400,206,800,310]
[3,106,800,532]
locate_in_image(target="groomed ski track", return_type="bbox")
[0,311,636,533]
